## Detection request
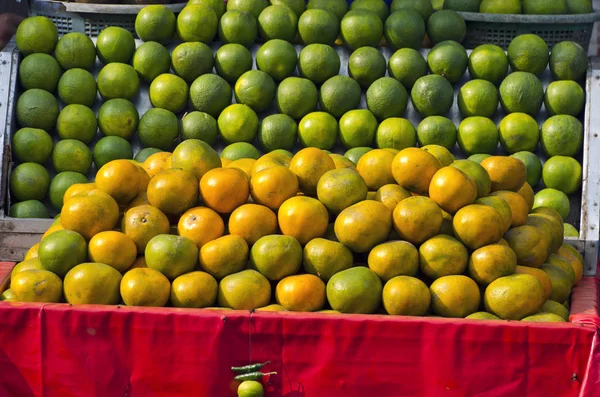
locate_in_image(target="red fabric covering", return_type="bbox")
[0,262,597,397]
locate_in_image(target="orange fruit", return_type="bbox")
[122,204,171,253]
[517,182,535,211]
[41,223,64,240]
[275,274,326,312]
[490,190,529,227]
[128,256,147,271]
[289,147,335,195]
[430,275,481,318]
[147,169,199,215]
[480,156,527,192]
[221,157,232,167]
[452,204,505,250]
[88,231,137,272]
[177,206,225,249]
[218,269,272,310]
[428,166,477,214]
[356,149,396,191]
[334,200,392,253]
[61,190,120,240]
[170,271,218,308]
[229,203,278,245]
[278,196,329,245]
[514,265,552,300]
[475,196,513,234]
[557,244,583,285]
[392,196,443,245]
[145,234,199,280]
[330,153,356,170]
[250,166,299,210]
[127,191,149,209]
[95,159,142,204]
[199,167,249,213]
[170,139,221,181]
[504,225,550,268]
[24,243,40,260]
[63,182,96,203]
[251,151,292,176]
[392,147,442,195]
[467,243,518,285]
[316,168,368,214]
[120,267,171,307]
[250,234,303,281]
[226,158,256,178]
[419,235,470,280]
[368,240,419,281]
[199,235,249,279]
[142,151,171,178]
[374,184,411,212]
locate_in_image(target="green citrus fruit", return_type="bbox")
[52,139,93,174]
[93,136,134,169]
[138,108,180,150]
[298,112,338,150]
[39,229,87,277]
[326,266,383,314]
[218,104,259,144]
[256,39,298,81]
[135,4,176,44]
[9,200,49,219]
[214,43,253,83]
[149,73,189,113]
[98,99,139,139]
[480,0,522,13]
[366,77,408,120]
[458,79,499,118]
[10,162,50,202]
[384,9,425,51]
[258,5,298,41]
[564,223,579,237]
[56,104,97,144]
[567,0,594,13]
[375,118,417,150]
[135,148,162,163]
[298,8,340,45]
[15,16,58,55]
[299,44,341,85]
[57,68,97,107]
[468,44,509,85]
[218,10,258,47]
[307,0,348,21]
[340,10,383,50]
[507,34,549,76]
[350,0,390,22]
[540,115,583,157]
[499,71,544,116]
[171,42,214,84]
[276,77,318,119]
[132,41,171,83]
[542,156,582,195]
[544,81,585,116]
[444,0,481,11]
[227,0,269,18]
[221,142,261,160]
[12,128,53,164]
[550,41,588,81]
[234,70,277,112]
[426,9,466,44]
[457,117,499,155]
[533,188,570,220]
[411,74,454,117]
[177,5,218,43]
[468,154,491,163]
[54,32,96,70]
[189,0,226,17]
[16,88,59,131]
[181,112,218,145]
[18,53,61,92]
[510,151,543,187]
[498,113,540,153]
[97,63,140,101]
[344,147,373,164]
[417,116,457,150]
[258,114,298,151]
[190,74,232,117]
[48,171,88,210]
[96,26,135,64]
[523,0,567,14]
[319,75,361,118]
[451,159,492,198]
[390,0,434,20]
[339,109,378,149]
[348,46,386,89]
[237,380,264,397]
[427,40,468,84]
[388,48,428,89]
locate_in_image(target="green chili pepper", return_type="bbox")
[231,361,271,374]
[234,371,277,381]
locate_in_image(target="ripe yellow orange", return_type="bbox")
[504,225,550,268]
[490,190,529,227]
[278,196,329,245]
[142,152,171,178]
[316,168,368,214]
[135,163,150,192]
[334,200,392,253]
[220,157,232,167]
[275,274,326,312]
[178,206,225,249]
[199,235,249,279]
[419,235,469,280]
[517,182,535,211]
[356,149,396,191]
[467,243,518,285]
[393,196,443,245]
[374,184,411,212]
[480,156,527,192]
[61,190,120,240]
[95,160,142,205]
[475,196,513,234]
[147,169,199,215]
[41,223,64,240]
[557,244,583,285]
[171,271,218,308]
[24,243,40,260]
[226,158,256,178]
[250,166,299,210]
[127,191,150,209]
[218,269,271,310]
[330,153,356,170]
[430,275,481,318]
[251,151,292,176]
[229,204,278,245]
[429,167,477,214]
[122,205,171,253]
[514,265,552,300]
[289,148,335,195]
[199,167,249,213]
[120,267,171,307]
[63,183,96,203]
[392,147,442,195]
[368,240,419,281]
[88,231,138,272]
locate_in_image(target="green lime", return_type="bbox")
[427,40,468,84]
[139,108,180,150]
[181,112,218,145]
[444,0,480,11]
[171,42,214,84]
[480,0,522,13]
[432,0,445,10]
[276,77,318,119]
[542,156,582,195]
[339,109,378,149]
[57,68,97,107]
[375,118,417,150]
[135,148,163,163]
[48,171,88,210]
[96,26,135,64]
[299,44,341,85]
[388,48,428,89]
[351,0,390,22]
[468,154,491,163]
[533,188,570,220]
[498,113,540,153]
[256,39,298,81]
[348,47,386,89]
[218,10,258,47]
[523,0,567,14]
[457,117,498,155]
[258,5,298,41]
[12,128,53,164]
[93,136,134,169]
[15,16,57,55]
[56,104,98,144]
[510,151,543,187]
[271,0,305,17]
[550,41,588,81]
[190,74,232,117]
[366,77,408,120]
[237,380,264,397]
[541,115,583,157]
[176,5,218,43]
[189,0,226,17]
[499,71,543,116]
[344,147,373,164]
[215,44,253,83]
[568,0,594,13]
[298,112,338,150]
[545,81,585,117]
[18,53,61,92]
[221,142,261,161]
[384,9,425,50]
[564,223,579,237]
[52,139,93,174]
[319,75,362,118]
[426,9,466,44]
[10,162,50,202]
[468,44,509,85]
[234,70,277,112]
[340,10,383,50]
[411,74,454,117]
[9,200,49,219]
[298,9,340,45]
[218,104,259,144]
[227,0,269,18]
[458,79,499,118]
[149,73,189,114]
[16,88,59,132]
[258,114,298,151]
[271,149,294,158]
[97,63,140,101]
[54,32,97,70]
[391,0,434,20]
[98,99,139,139]
[39,230,88,278]
[417,116,457,150]
[135,4,176,44]
[507,34,549,76]
[132,41,171,83]
[307,0,348,21]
